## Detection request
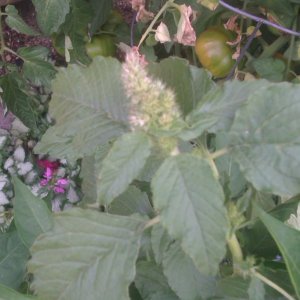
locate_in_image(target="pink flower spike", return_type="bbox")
[40,178,49,186]
[37,159,60,170]
[53,186,65,194]
[44,167,53,179]
[56,178,69,187]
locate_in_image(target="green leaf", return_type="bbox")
[109,185,154,217]
[31,0,70,35]
[252,58,286,82]
[34,57,129,161]
[230,83,300,197]
[0,283,34,300]
[5,5,39,36]
[17,46,56,87]
[162,241,217,300]
[98,132,152,206]
[0,73,38,131]
[248,276,265,300]
[257,205,300,298]
[89,0,113,36]
[216,276,249,299]
[181,80,271,140]
[61,0,93,65]
[0,231,29,289]
[13,177,53,248]
[28,208,145,300]
[80,144,111,205]
[152,154,229,275]
[135,261,179,300]
[148,57,214,116]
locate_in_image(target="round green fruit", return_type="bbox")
[195,27,235,78]
[86,34,116,58]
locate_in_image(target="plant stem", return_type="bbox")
[219,0,300,37]
[138,0,174,48]
[3,47,24,60]
[251,269,296,300]
[144,215,160,230]
[259,35,290,59]
[227,233,243,264]
[0,10,6,60]
[226,21,262,80]
[210,148,229,160]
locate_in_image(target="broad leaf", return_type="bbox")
[31,0,70,35]
[34,57,129,161]
[163,241,216,300]
[152,154,229,275]
[135,261,179,300]
[5,5,39,36]
[98,132,152,206]
[230,83,300,197]
[17,46,56,87]
[216,276,249,299]
[181,80,271,140]
[89,0,113,36]
[13,177,53,248]
[0,283,34,299]
[28,208,145,300]
[148,57,214,116]
[257,206,300,298]
[0,231,29,289]
[252,58,285,82]
[0,73,38,131]
[109,185,154,217]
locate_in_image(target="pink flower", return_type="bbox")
[56,178,69,186]
[40,178,49,186]
[37,159,60,170]
[53,186,65,194]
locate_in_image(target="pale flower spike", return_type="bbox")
[285,203,300,231]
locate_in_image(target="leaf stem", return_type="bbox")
[0,10,5,59]
[138,0,174,49]
[227,233,243,264]
[144,215,160,230]
[251,269,296,300]
[210,148,229,160]
[259,35,290,59]
[219,0,300,37]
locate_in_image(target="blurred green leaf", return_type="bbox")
[13,177,53,248]
[28,208,145,300]
[5,5,39,36]
[0,231,29,289]
[252,58,286,82]
[0,283,34,299]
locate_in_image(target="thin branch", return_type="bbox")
[251,269,296,300]
[210,147,229,160]
[226,21,262,80]
[144,215,160,230]
[219,0,300,37]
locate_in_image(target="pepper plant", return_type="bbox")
[0,0,300,299]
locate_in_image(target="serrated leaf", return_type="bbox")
[135,261,179,300]
[89,0,113,36]
[31,0,70,35]
[98,132,152,205]
[0,231,29,289]
[163,241,217,300]
[152,154,229,275]
[0,283,34,300]
[148,57,214,116]
[0,73,38,131]
[181,80,272,140]
[5,5,39,36]
[109,185,154,217]
[13,177,53,248]
[257,205,300,298]
[17,46,56,87]
[28,208,145,300]
[34,57,129,160]
[230,83,300,197]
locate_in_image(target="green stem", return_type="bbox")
[0,10,5,59]
[3,47,24,60]
[285,6,299,80]
[138,0,174,48]
[239,0,249,33]
[259,35,290,59]
[143,215,160,230]
[210,148,229,160]
[227,233,243,264]
[251,269,296,300]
